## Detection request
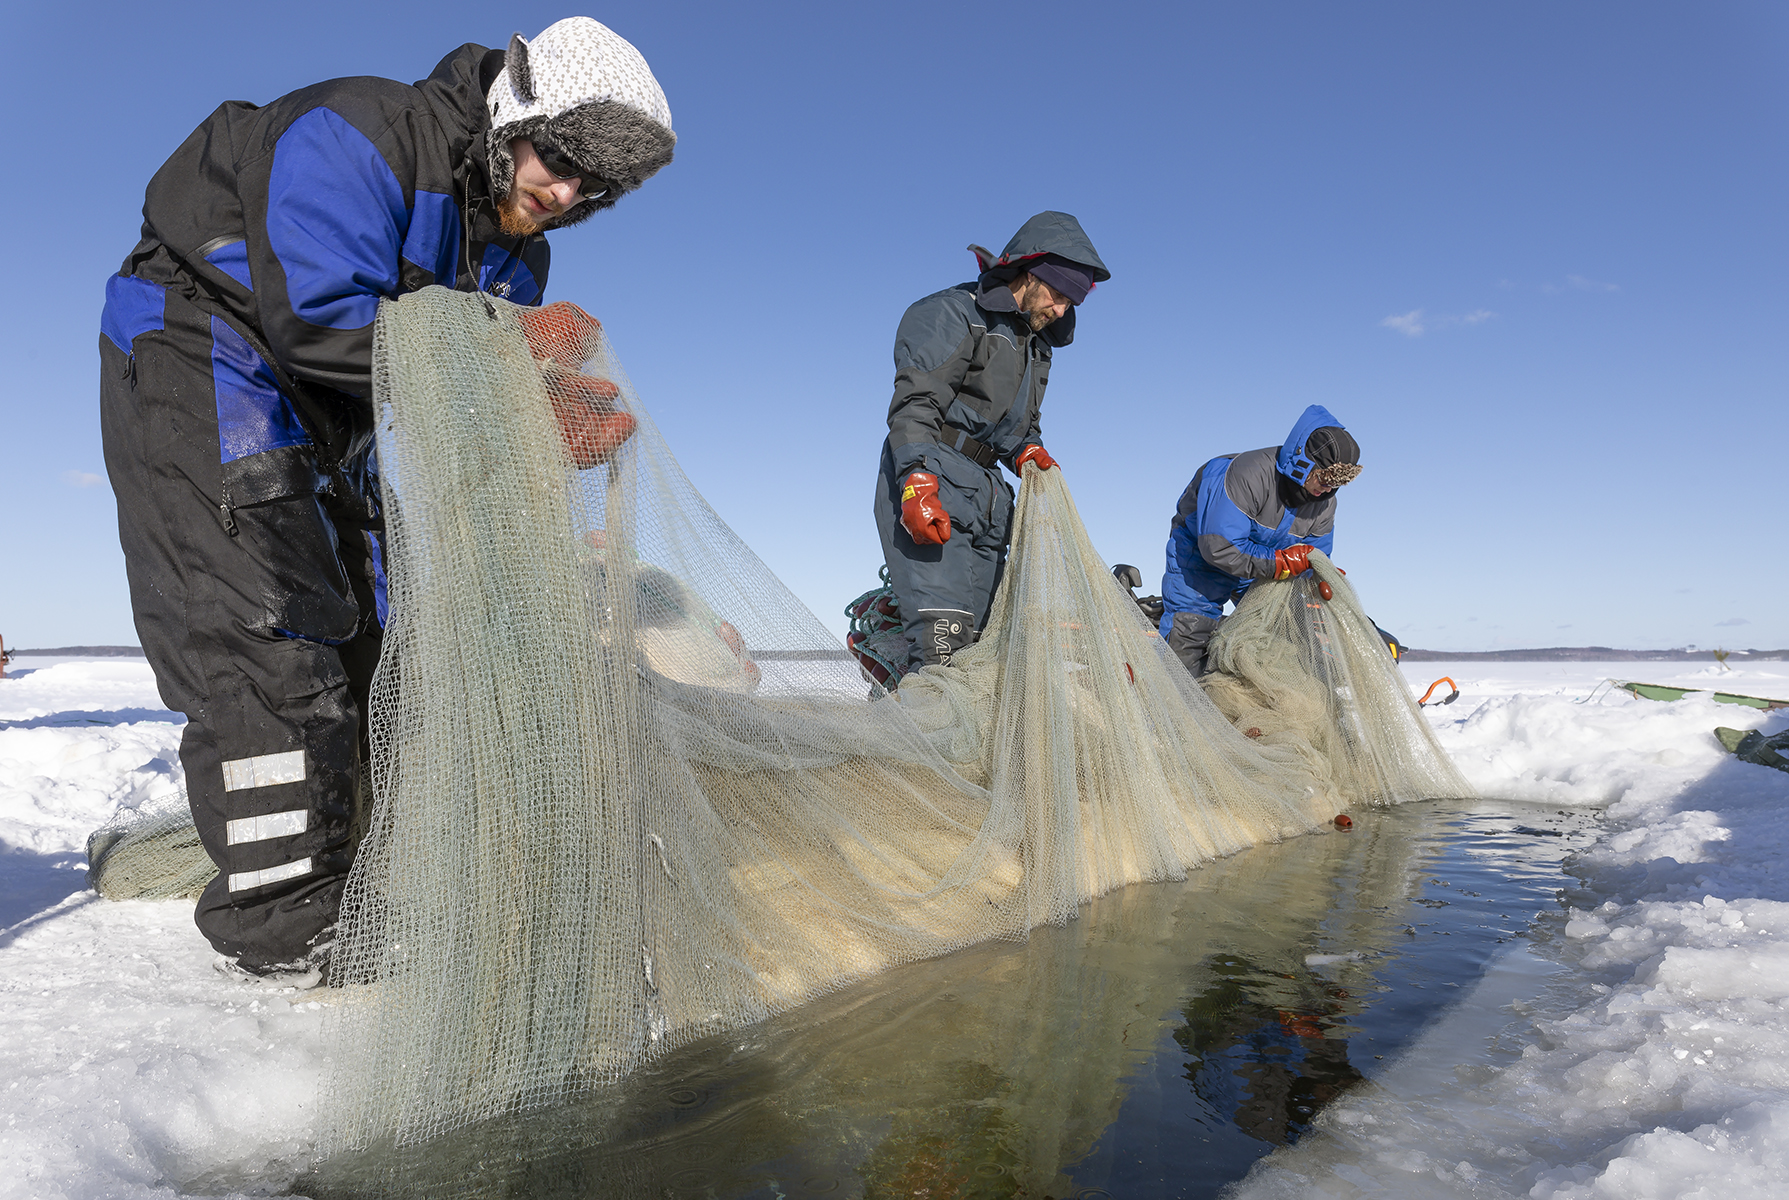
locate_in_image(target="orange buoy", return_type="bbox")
[1334,814,1353,829]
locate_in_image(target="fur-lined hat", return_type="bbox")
[485,17,676,226]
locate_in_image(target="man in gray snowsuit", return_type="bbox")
[873,212,1110,674]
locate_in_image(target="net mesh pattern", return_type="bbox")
[79,286,1473,1151]
[320,288,1374,1148]
[1201,556,1473,808]
[87,790,215,901]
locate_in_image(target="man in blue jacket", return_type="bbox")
[98,18,675,982]
[874,212,1110,675]
[1159,406,1363,678]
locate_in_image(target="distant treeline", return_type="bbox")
[13,646,148,657]
[1400,647,1789,663]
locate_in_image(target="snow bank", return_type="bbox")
[8,658,1789,1197]
[0,897,326,1200]
[0,662,325,1200]
[1230,661,1789,1198]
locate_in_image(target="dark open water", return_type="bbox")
[302,799,1596,1200]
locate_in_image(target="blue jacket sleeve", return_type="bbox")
[250,105,460,398]
[1193,459,1282,582]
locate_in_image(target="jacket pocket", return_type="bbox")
[224,448,360,643]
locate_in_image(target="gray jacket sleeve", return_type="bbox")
[1010,359,1048,459]
[1194,450,1284,581]
[886,294,977,478]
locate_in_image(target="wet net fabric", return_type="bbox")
[87,789,215,901]
[1200,556,1474,808]
[319,287,1364,1150]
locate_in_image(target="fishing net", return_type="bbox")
[317,286,1368,1150]
[1200,558,1474,807]
[80,285,1472,1152]
[87,789,215,901]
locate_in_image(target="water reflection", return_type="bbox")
[1177,956,1365,1147]
[301,800,1593,1200]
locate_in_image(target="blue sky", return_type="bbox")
[3,1,1784,652]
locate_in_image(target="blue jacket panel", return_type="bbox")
[108,44,551,475]
[1276,403,1345,486]
[1159,409,1346,632]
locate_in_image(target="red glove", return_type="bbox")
[518,301,603,367]
[1014,444,1057,472]
[549,381,636,469]
[1274,544,1315,580]
[516,303,636,468]
[900,472,951,545]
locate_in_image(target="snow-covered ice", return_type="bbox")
[1231,660,1789,1199]
[3,655,1787,1198]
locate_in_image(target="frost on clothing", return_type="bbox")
[875,211,1109,673]
[1159,404,1348,633]
[96,42,553,973]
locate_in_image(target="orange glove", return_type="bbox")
[900,472,951,545]
[517,303,636,468]
[1014,444,1056,472]
[518,301,603,367]
[550,381,636,469]
[1274,544,1315,580]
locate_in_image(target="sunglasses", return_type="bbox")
[531,138,612,202]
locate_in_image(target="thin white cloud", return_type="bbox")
[1542,274,1621,296]
[1381,309,1425,337]
[1715,617,1750,627]
[1379,308,1496,337]
[62,470,104,488]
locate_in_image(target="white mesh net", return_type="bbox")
[81,285,1472,1153]
[87,789,215,901]
[320,287,1373,1149]
[1200,556,1473,808]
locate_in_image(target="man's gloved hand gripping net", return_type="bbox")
[518,301,637,469]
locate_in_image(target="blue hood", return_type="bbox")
[1276,404,1347,486]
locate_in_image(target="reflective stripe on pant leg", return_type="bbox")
[221,750,306,791]
[226,807,310,844]
[228,856,314,892]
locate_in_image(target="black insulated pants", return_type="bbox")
[99,285,381,972]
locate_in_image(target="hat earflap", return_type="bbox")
[506,33,535,103]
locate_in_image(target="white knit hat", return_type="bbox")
[485,17,676,221]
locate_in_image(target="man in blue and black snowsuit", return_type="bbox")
[98,18,676,982]
[874,212,1110,674]
[1159,406,1363,678]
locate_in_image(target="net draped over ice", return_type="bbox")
[79,283,1473,1149]
[87,790,214,901]
[321,286,1368,1149]
[1202,557,1473,809]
